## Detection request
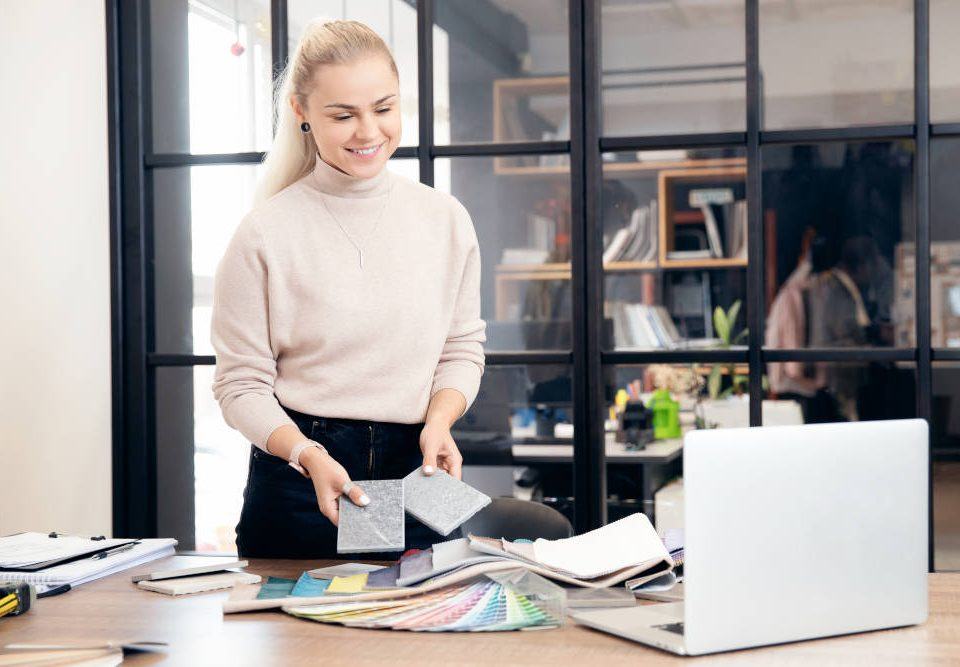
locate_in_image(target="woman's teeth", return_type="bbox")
[348,144,381,157]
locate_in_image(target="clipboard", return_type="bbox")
[0,533,138,572]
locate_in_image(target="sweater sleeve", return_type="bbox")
[430,204,487,412]
[210,217,297,450]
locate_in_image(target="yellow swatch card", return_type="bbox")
[325,573,369,594]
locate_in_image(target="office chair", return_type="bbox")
[460,498,574,541]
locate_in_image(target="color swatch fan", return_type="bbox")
[284,569,565,632]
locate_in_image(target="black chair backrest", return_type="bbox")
[460,498,573,541]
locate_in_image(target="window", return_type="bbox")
[111,0,955,569]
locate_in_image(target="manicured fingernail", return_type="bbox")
[423,465,434,474]
[359,495,370,506]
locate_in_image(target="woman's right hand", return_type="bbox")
[301,447,369,526]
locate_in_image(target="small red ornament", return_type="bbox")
[230,41,245,56]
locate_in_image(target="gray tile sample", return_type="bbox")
[402,469,492,536]
[336,479,405,554]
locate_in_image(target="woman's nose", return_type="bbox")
[355,114,379,141]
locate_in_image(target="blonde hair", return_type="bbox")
[254,20,399,206]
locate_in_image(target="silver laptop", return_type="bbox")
[571,419,928,655]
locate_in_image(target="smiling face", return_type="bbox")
[292,55,401,178]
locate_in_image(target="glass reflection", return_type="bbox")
[453,365,575,525]
[435,156,572,352]
[760,0,913,130]
[930,138,960,347]
[764,361,916,424]
[601,148,748,350]
[763,141,914,353]
[151,0,273,154]
[601,0,746,136]
[433,1,570,144]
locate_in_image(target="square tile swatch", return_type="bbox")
[337,479,405,553]
[402,469,491,536]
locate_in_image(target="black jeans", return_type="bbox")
[235,405,453,559]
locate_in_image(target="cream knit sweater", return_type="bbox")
[211,157,486,450]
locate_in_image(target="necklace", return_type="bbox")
[317,184,393,269]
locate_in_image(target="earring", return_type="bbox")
[300,121,311,133]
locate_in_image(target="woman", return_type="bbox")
[211,20,486,558]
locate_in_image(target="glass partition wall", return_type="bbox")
[109,0,957,569]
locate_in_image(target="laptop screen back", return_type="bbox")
[682,419,928,655]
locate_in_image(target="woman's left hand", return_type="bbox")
[419,423,463,480]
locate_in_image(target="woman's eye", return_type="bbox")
[334,115,351,121]
[376,107,391,114]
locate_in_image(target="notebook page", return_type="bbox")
[0,533,130,568]
[531,513,669,579]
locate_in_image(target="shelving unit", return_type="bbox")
[492,75,749,347]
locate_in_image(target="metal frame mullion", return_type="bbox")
[760,124,914,145]
[146,147,419,169]
[146,352,574,367]
[604,350,748,365]
[746,0,763,426]
[109,0,155,538]
[569,0,606,532]
[931,123,960,137]
[417,0,434,187]
[147,152,265,167]
[432,141,568,157]
[914,0,933,572]
[270,0,288,102]
[763,348,917,363]
[600,132,746,151]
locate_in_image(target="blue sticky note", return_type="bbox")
[291,572,331,597]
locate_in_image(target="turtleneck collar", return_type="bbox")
[310,153,392,199]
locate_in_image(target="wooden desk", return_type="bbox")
[2,556,958,665]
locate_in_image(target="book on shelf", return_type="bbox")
[666,249,713,260]
[700,205,724,258]
[527,212,556,252]
[602,200,658,264]
[725,199,748,259]
[500,248,551,265]
[609,302,720,350]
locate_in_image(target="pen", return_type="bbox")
[37,584,71,598]
[91,541,140,560]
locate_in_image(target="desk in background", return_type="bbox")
[2,555,958,665]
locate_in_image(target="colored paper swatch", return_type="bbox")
[326,573,369,594]
[256,577,296,600]
[291,572,331,597]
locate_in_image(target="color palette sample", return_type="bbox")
[285,576,562,632]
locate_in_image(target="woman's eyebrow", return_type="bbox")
[324,94,396,111]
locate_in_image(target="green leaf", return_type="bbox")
[707,365,722,399]
[713,306,730,344]
[727,300,741,330]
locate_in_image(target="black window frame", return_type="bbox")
[106,0,948,569]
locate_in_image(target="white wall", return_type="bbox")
[0,1,112,536]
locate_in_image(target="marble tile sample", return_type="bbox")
[337,479,405,554]
[402,468,492,536]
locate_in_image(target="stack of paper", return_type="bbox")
[0,539,177,588]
